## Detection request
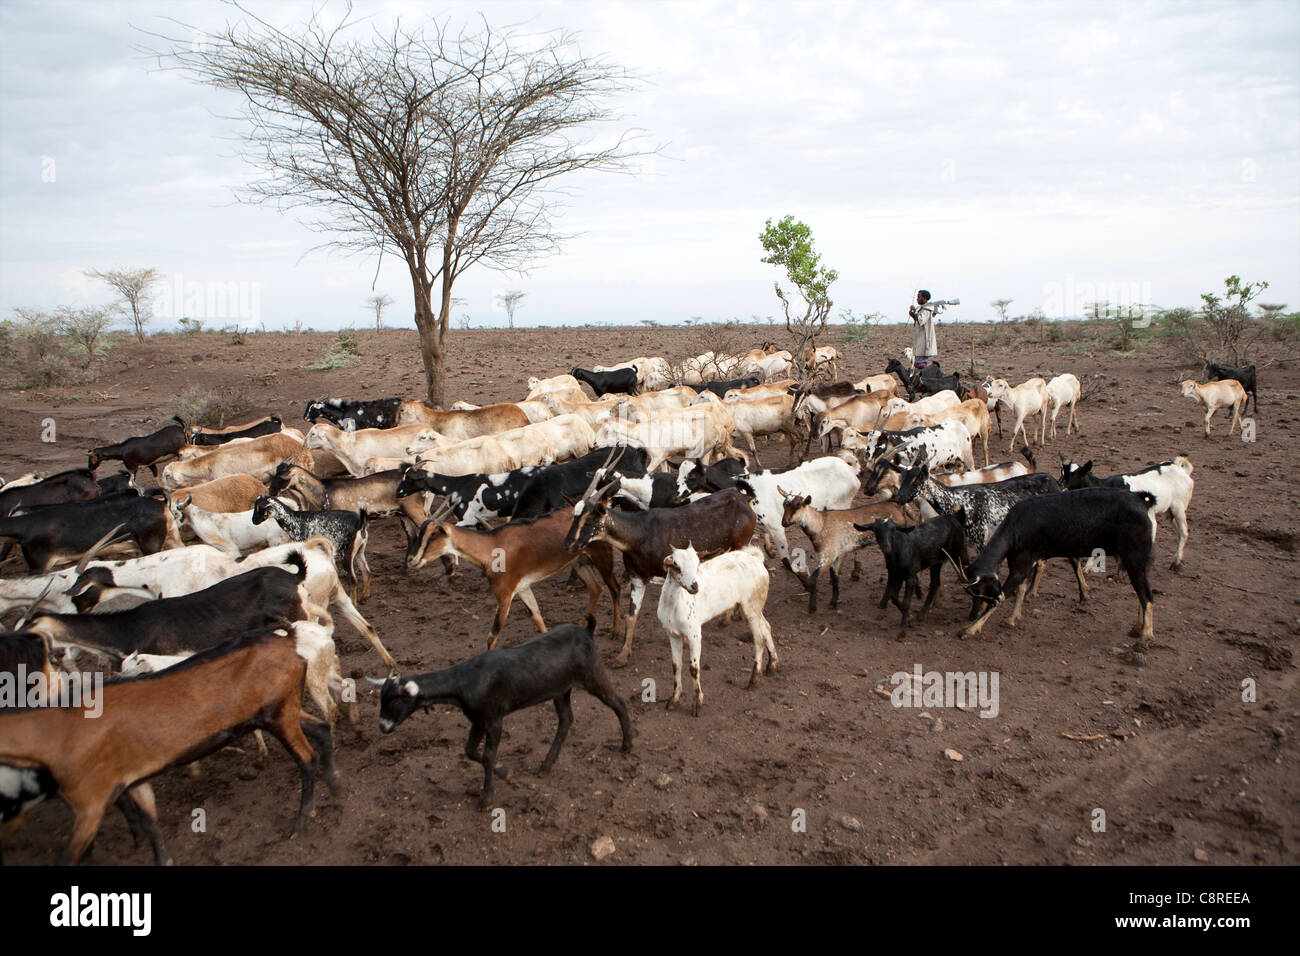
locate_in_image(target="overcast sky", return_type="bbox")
[1,0,1297,332]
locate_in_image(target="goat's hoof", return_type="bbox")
[1169,561,1182,572]
[620,740,633,753]
[609,656,630,670]
[237,765,262,781]
[477,798,492,812]
[666,698,680,711]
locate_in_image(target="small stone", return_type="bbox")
[930,717,944,735]
[751,804,769,825]
[944,748,964,762]
[1193,847,1208,862]
[655,773,673,790]
[680,855,697,867]
[840,815,863,832]
[1273,727,1286,739]
[590,835,616,861]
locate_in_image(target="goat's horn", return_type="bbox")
[364,676,389,687]
[74,523,128,575]
[15,580,57,630]
[940,549,973,587]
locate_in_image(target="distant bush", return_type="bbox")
[308,330,359,370]
[178,317,205,334]
[168,384,254,428]
[0,308,99,388]
[840,308,883,343]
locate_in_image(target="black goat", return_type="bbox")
[509,446,649,520]
[915,370,961,400]
[953,487,1157,651]
[0,495,177,573]
[251,496,370,600]
[95,471,138,496]
[1204,361,1258,413]
[34,555,309,662]
[859,513,967,638]
[0,469,100,518]
[375,616,632,809]
[884,358,944,401]
[87,419,187,478]
[571,366,639,398]
[190,415,283,446]
[696,375,761,398]
[303,397,403,431]
[677,456,749,496]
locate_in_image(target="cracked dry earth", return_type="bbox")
[3,323,1296,865]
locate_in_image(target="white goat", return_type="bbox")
[1180,379,1247,437]
[656,543,776,715]
[986,377,1048,451]
[735,455,859,566]
[1041,373,1082,442]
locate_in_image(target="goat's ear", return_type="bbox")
[1080,460,1093,475]
[662,556,676,573]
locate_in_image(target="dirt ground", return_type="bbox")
[3,321,1297,866]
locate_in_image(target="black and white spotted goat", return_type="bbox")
[251,496,371,601]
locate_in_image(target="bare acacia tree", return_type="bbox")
[495,289,526,329]
[366,293,393,331]
[57,305,117,368]
[85,267,161,343]
[148,3,642,406]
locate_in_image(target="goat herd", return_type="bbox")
[0,342,1260,865]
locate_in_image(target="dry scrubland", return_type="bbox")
[2,320,1297,865]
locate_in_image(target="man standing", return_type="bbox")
[909,289,939,368]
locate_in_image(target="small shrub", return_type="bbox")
[308,330,360,370]
[168,385,254,428]
[178,317,205,334]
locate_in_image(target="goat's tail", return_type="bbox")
[1019,445,1036,471]
[285,550,308,581]
[1173,455,1193,476]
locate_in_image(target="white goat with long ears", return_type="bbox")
[1041,373,1081,442]
[1180,379,1247,437]
[986,377,1048,451]
[657,543,776,715]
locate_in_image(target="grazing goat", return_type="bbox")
[861,513,967,638]
[1060,455,1194,569]
[375,617,632,809]
[407,503,623,649]
[1179,379,1247,437]
[304,397,403,431]
[1204,361,1257,413]
[252,496,370,600]
[88,419,188,479]
[0,626,338,864]
[986,377,1048,451]
[781,495,912,611]
[933,446,1036,486]
[1041,373,1081,442]
[657,544,776,714]
[954,487,1157,650]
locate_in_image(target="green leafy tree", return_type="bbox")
[758,215,838,382]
